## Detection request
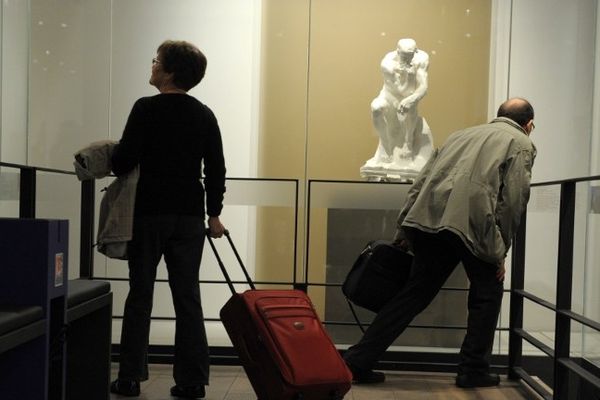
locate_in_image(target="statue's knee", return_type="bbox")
[371,98,386,112]
[372,110,382,122]
[371,104,385,119]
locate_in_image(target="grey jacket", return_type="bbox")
[74,140,139,260]
[396,117,536,263]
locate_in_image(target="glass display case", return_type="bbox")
[0,0,599,380]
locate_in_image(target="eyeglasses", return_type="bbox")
[152,58,161,65]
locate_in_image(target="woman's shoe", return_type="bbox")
[110,379,140,397]
[170,384,206,399]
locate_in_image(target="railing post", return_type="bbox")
[554,181,576,399]
[509,210,527,379]
[293,180,299,290]
[304,180,312,290]
[19,167,36,218]
[79,179,95,278]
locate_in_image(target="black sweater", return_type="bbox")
[111,93,226,218]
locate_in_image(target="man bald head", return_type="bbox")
[497,97,535,135]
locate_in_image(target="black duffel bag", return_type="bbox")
[342,240,413,314]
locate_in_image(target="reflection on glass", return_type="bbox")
[0,167,20,218]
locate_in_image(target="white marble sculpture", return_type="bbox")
[360,38,434,181]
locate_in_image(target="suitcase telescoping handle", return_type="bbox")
[205,229,256,294]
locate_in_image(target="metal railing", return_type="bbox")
[509,176,600,399]
[3,160,600,398]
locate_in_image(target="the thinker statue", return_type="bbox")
[361,38,434,181]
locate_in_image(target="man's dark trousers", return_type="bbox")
[344,229,504,375]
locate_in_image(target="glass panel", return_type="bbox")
[258,1,492,182]
[110,0,261,179]
[29,0,111,170]
[510,0,596,182]
[522,299,555,356]
[1,0,29,164]
[524,185,560,307]
[305,0,492,181]
[583,326,600,369]
[98,178,299,346]
[572,182,590,317]
[497,292,511,355]
[97,178,299,279]
[307,180,472,351]
[309,181,410,210]
[1,0,598,366]
[584,181,600,369]
[224,179,297,207]
[257,0,310,180]
[112,319,235,348]
[0,166,19,217]
[573,181,592,364]
[323,283,469,350]
[36,170,81,280]
[306,180,410,286]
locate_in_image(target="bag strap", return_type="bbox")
[206,229,256,295]
[345,298,367,334]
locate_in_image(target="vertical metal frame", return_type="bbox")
[19,167,36,218]
[293,180,299,286]
[79,179,95,278]
[509,210,527,378]
[554,181,576,399]
[300,179,313,293]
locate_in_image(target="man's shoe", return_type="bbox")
[455,372,500,388]
[110,379,140,397]
[352,369,386,384]
[345,362,385,384]
[170,384,206,399]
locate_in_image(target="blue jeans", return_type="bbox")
[118,214,209,386]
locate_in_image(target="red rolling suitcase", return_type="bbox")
[207,231,352,400]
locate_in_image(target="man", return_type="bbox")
[370,38,429,162]
[344,98,536,388]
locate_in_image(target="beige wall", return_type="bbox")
[255,1,310,288]
[306,0,492,179]
[257,0,310,179]
[257,0,493,181]
[256,0,491,314]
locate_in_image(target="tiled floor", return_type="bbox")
[110,364,544,400]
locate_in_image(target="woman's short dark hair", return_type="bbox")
[157,40,207,91]
[496,97,534,127]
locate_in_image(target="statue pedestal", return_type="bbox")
[361,117,433,182]
[360,165,420,182]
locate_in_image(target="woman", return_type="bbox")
[110,40,226,399]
